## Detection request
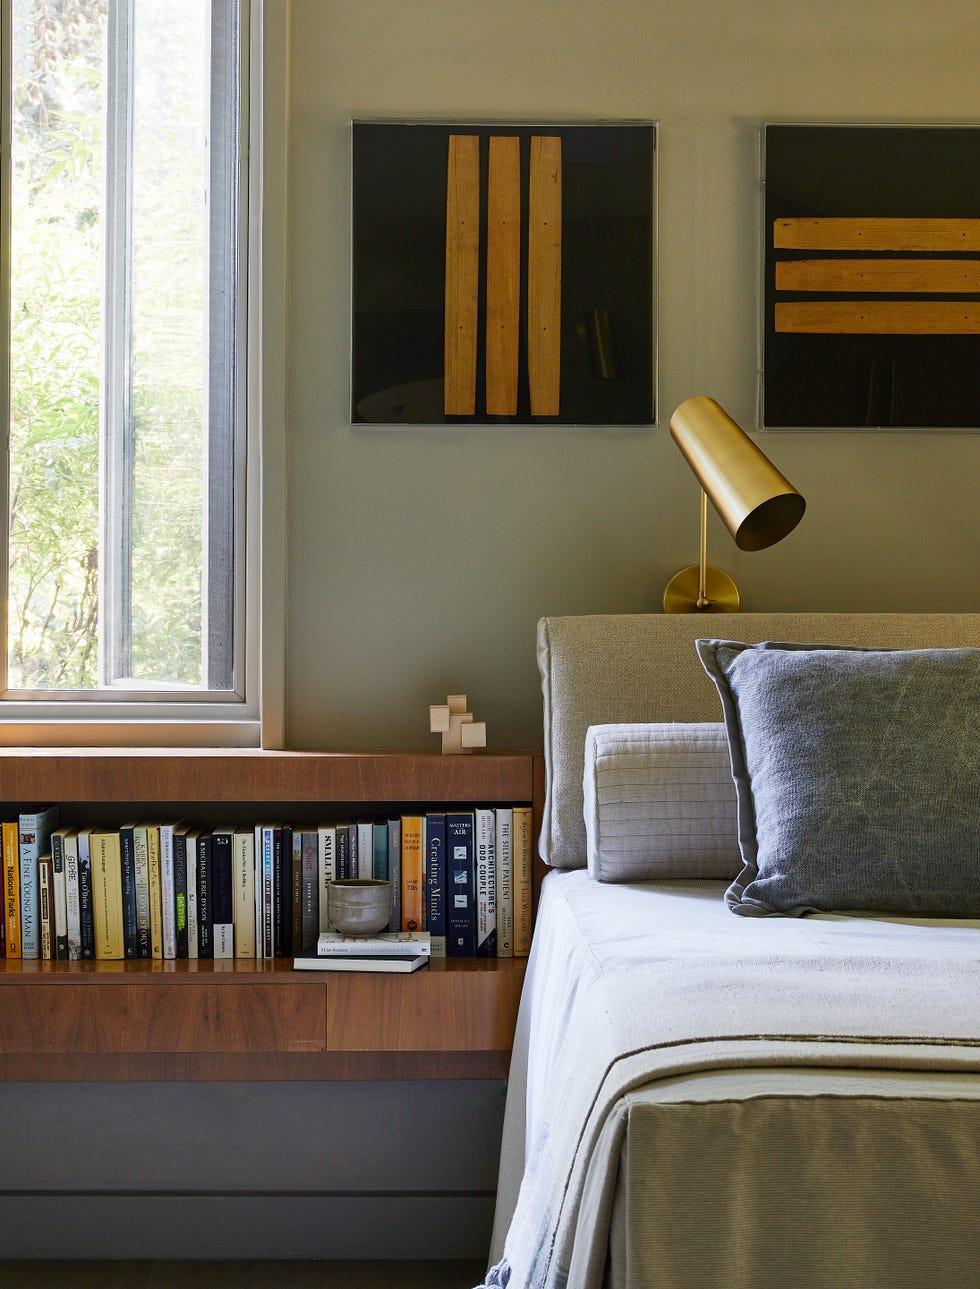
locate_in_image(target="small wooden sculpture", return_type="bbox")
[429,694,487,755]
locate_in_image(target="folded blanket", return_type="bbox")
[479,872,980,1289]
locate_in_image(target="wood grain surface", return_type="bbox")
[773,216,980,251]
[486,136,521,416]
[775,258,980,293]
[0,748,535,803]
[527,136,562,417]
[0,750,543,1082]
[775,300,980,333]
[444,134,481,415]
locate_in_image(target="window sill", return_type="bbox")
[0,719,261,749]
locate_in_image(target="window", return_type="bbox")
[1,0,252,726]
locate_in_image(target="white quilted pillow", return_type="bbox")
[584,723,742,882]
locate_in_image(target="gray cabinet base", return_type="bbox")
[0,1080,505,1260]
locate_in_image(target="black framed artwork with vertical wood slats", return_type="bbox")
[350,120,655,427]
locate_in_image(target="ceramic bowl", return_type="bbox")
[328,878,394,937]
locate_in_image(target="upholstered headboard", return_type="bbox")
[537,612,980,870]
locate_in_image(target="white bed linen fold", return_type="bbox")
[482,871,980,1289]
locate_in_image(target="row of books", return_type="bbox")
[0,804,534,962]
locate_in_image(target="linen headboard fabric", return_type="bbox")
[537,612,980,870]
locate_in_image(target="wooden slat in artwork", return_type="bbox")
[485,137,521,417]
[775,300,980,334]
[775,258,980,294]
[527,136,562,417]
[773,217,980,252]
[444,135,481,416]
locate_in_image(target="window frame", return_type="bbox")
[0,0,285,748]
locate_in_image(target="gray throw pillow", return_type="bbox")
[695,639,980,917]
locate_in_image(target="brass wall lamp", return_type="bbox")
[663,396,806,613]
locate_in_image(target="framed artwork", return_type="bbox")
[762,124,980,429]
[350,121,656,426]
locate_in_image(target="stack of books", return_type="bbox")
[292,930,431,974]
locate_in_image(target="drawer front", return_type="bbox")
[0,981,325,1054]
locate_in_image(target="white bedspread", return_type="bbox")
[481,871,980,1289]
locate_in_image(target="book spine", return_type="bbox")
[347,823,359,882]
[357,821,374,879]
[317,824,336,934]
[400,815,425,932]
[146,824,163,960]
[271,824,282,955]
[118,824,139,959]
[372,822,388,880]
[425,812,447,957]
[19,805,59,959]
[3,820,21,959]
[159,823,178,960]
[386,819,401,933]
[513,805,534,956]
[18,830,38,959]
[276,825,292,958]
[446,811,476,957]
[91,832,124,960]
[253,824,263,956]
[495,808,514,958]
[234,829,256,959]
[63,832,81,961]
[211,830,234,960]
[197,833,214,959]
[291,829,303,954]
[301,831,318,953]
[132,824,151,958]
[475,806,497,958]
[50,830,68,960]
[77,830,95,960]
[337,819,348,881]
[186,833,199,960]
[38,853,53,960]
[173,829,189,959]
[345,819,355,881]
[261,825,274,957]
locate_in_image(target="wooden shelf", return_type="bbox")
[0,747,536,804]
[0,749,543,1082]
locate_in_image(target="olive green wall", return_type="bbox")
[283,0,980,750]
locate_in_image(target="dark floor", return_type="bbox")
[0,1262,487,1289]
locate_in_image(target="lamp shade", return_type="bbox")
[669,396,805,552]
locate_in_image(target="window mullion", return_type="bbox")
[100,0,137,686]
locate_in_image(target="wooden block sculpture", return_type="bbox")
[429,694,487,755]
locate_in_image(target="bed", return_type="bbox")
[481,612,980,1289]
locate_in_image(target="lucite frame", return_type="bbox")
[350,120,657,427]
[761,123,980,431]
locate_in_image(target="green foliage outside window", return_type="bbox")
[9,0,105,689]
[8,0,217,692]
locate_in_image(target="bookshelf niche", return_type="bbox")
[0,749,544,1083]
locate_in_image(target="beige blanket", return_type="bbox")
[482,873,980,1289]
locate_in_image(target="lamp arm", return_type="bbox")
[697,489,709,608]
